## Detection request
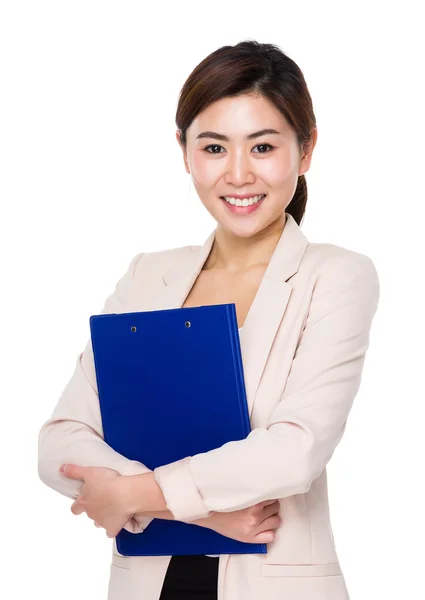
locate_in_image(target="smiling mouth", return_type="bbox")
[220,194,266,207]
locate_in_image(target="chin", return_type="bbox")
[221,222,264,238]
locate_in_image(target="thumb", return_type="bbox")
[59,464,85,480]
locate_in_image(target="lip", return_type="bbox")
[220,194,266,215]
[221,193,266,199]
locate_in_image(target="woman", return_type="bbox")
[38,40,380,600]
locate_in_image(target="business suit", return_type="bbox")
[38,212,380,599]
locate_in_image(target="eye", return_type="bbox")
[252,143,275,153]
[203,143,275,154]
[203,144,225,154]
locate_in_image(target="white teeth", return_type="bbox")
[223,194,265,207]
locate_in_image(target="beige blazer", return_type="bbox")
[38,213,380,600]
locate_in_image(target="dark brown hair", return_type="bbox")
[176,40,317,226]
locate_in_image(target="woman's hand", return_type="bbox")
[193,500,282,544]
[59,464,133,537]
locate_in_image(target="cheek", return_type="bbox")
[191,153,220,187]
[260,153,297,186]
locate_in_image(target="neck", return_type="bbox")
[205,214,287,274]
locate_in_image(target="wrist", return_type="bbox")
[116,475,138,517]
[120,472,169,515]
[188,512,215,529]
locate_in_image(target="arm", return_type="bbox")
[133,509,210,528]
[149,253,380,521]
[38,252,154,533]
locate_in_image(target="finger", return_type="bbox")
[257,500,274,506]
[60,464,85,481]
[94,522,101,528]
[258,514,282,533]
[254,529,275,543]
[253,515,282,543]
[71,499,85,516]
[262,503,281,520]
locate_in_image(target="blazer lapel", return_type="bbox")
[240,214,309,417]
[152,230,216,312]
[153,213,309,418]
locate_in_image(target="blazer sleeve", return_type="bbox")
[153,252,380,521]
[37,252,154,534]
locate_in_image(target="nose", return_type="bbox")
[224,150,255,186]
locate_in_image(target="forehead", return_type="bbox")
[189,94,290,137]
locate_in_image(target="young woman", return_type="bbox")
[38,40,380,600]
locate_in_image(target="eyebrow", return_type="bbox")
[196,128,281,141]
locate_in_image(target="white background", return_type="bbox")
[1,1,423,598]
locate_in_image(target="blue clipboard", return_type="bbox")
[89,303,267,556]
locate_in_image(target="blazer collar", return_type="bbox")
[154,212,309,418]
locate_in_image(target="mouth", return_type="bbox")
[219,194,266,214]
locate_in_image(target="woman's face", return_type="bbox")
[177,93,317,238]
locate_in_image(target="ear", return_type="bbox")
[299,127,318,176]
[176,129,190,174]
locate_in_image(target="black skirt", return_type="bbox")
[159,554,219,599]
